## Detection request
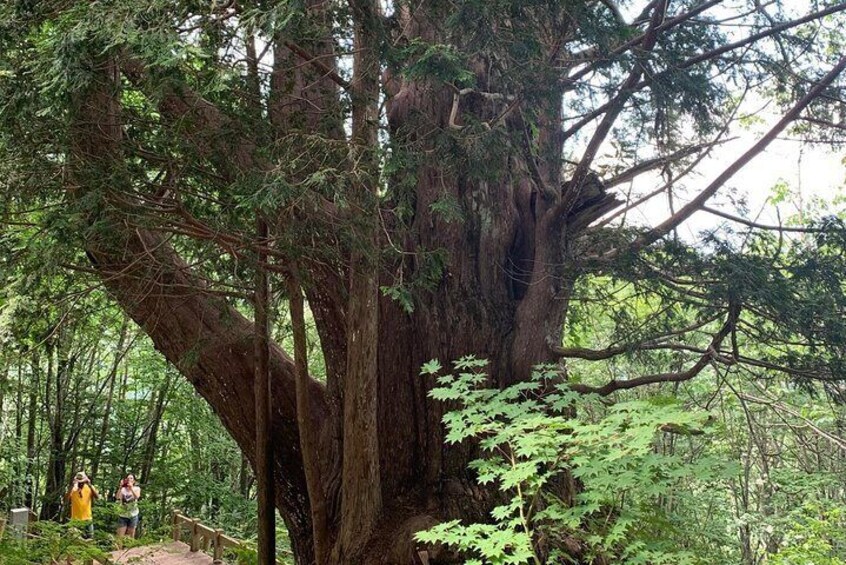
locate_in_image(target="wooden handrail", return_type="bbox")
[171,509,244,564]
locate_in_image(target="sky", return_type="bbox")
[607,0,846,239]
[619,118,846,241]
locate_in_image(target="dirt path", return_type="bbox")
[110,541,214,564]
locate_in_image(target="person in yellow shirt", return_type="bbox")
[66,471,98,538]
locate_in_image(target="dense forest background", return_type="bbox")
[0,295,263,539]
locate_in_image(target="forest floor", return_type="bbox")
[110,541,213,564]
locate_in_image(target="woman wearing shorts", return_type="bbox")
[116,473,141,540]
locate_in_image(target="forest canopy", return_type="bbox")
[2,0,846,563]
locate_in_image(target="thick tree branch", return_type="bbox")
[283,40,351,90]
[554,0,668,221]
[569,303,740,395]
[71,55,322,563]
[556,341,709,360]
[121,56,255,177]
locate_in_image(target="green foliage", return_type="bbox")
[770,503,846,565]
[418,358,732,564]
[401,40,476,88]
[0,521,111,565]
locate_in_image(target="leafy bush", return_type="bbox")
[0,521,111,565]
[416,358,732,564]
[770,502,846,565]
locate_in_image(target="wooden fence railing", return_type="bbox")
[3,507,266,565]
[171,510,242,563]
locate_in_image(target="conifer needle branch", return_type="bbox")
[556,0,668,219]
[562,2,846,142]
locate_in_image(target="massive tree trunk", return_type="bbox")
[67,21,611,565]
[72,70,583,565]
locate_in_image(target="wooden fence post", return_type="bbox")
[0,517,6,540]
[166,511,244,562]
[213,529,224,563]
[171,510,180,542]
[189,520,200,552]
[197,524,214,552]
[27,510,37,535]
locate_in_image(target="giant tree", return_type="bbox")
[2,0,846,562]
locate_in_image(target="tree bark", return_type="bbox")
[25,353,40,508]
[240,454,251,498]
[335,2,384,560]
[254,214,276,565]
[71,56,320,562]
[139,373,171,485]
[289,275,330,564]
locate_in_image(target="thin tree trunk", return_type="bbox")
[91,321,129,480]
[0,361,6,429]
[139,373,171,485]
[255,215,276,564]
[288,275,329,563]
[91,370,117,481]
[240,454,251,498]
[8,362,18,439]
[156,421,171,521]
[42,336,71,520]
[65,352,89,490]
[336,3,383,559]
[25,353,40,508]
[210,456,224,519]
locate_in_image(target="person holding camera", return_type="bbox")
[115,473,141,541]
[66,471,99,538]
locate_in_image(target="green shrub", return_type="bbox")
[416,358,731,564]
[770,502,846,565]
[0,521,111,564]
